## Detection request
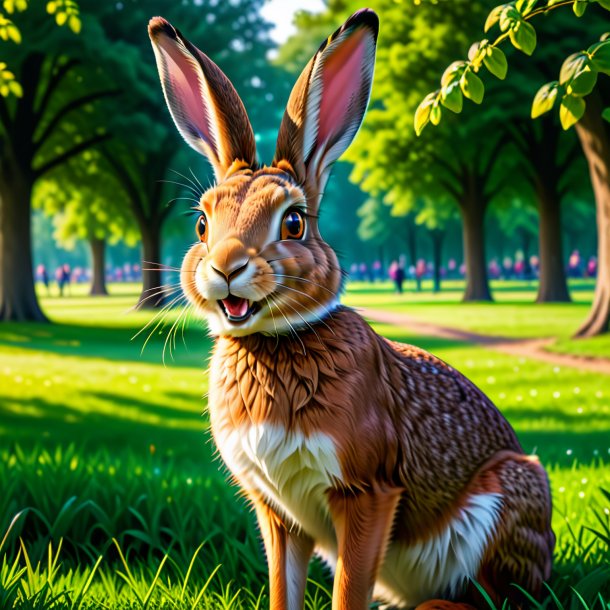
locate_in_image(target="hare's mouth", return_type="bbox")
[218,295,260,324]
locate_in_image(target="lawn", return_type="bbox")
[1,285,609,608]
[343,279,610,360]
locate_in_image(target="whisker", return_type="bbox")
[269,273,338,297]
[269,294,306,356]
[133,284,182,307]
[263,295,280,350]
[169,167,204,197]
[273,282,335,322]
[158,178,201,197]
[139,293,186,357]
[277,295,325,349]
[189,167,206,194]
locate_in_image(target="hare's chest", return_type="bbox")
[215,422,342,543]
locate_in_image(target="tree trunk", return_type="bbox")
[430,229,444,293]
[0,158,47,322]
[89,237,108,296]
[574,91,610,337]
[138,223,164,309]
[461,198,492,302]
[535,183,570,303]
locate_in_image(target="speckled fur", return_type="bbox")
[149,9,555,610]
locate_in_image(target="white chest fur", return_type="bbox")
[215,423,343,546]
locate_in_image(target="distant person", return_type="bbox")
[37,264,49,294]
[372,259,382,282]
[502,256,513,279]
[568,249,582,278]
[359,262,370,282]
[447,258,457,279]
[415,259,426,291]
[394,263,405,294]
[488,259,500,280]
[587,256,597,278]
[61,264,72,296]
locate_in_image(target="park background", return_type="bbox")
[1,0,610,607]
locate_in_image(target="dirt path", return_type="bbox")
[361,308,610,376]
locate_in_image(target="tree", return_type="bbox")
[34,150,138,296]
[417,0,610,335]
[0,3,138,321]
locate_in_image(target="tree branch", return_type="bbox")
[33,89,120,151]
[34,58,80,123]
[101,148,147,225]
[34,133,111,178]
[480,135,511,182]
[429,151,462,182]
[439,178,462,203]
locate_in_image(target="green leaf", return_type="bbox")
[499,6,520,32]
[568,68,598,96]
[46,1,56,13]
[602,107,610,122]
[8,79,22,97]
[483,46,508,79]
[460,70,484,104]
[441,61,467,88]
[441,82,463,113]
[515,0,538,15]
[560,52,589,83]
[590,41,610,73]
[596,0,610,9]
[509,21,537,55]
[414,92,436,136]
[573,0,588,16]
[430,102,442,126]
[531,81,559,118]
[559,95,586,129]
[484,5,506,31]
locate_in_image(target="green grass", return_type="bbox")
[1,285,610,608]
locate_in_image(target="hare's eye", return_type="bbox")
[281,210,305,240]
[196,214,208,243]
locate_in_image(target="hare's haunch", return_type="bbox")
[149,9,554,610]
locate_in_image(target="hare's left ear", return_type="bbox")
[273,9,378,204]
[149,17,257,181]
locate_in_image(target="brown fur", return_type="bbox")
[149,9,555,610]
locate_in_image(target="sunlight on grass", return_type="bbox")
[1,284,609,608]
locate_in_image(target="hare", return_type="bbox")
[149,9,554,610]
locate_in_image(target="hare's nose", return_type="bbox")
[210,259,249,282]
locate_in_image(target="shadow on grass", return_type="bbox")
[0,321,212,367]
[0,394,210,455]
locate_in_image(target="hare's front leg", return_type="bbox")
[329,489,402,610]
[253,497,314,610]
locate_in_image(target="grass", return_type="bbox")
[1,284,610,608]
[343,279,610,360]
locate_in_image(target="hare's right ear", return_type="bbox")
[148,17,257,181]
[273,9,378,205]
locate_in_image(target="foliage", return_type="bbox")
[0,0,80,98]
[416,0,610,134]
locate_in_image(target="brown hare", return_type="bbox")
[149,9,554,610]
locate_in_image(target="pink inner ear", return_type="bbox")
[317,29,367,146]
[157,37,213,148]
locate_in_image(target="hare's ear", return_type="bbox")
[149,17,257,181]
[273,9,378,202]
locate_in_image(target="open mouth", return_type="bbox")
[218,295,260,324]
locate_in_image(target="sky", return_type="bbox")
[260,0,326,43]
